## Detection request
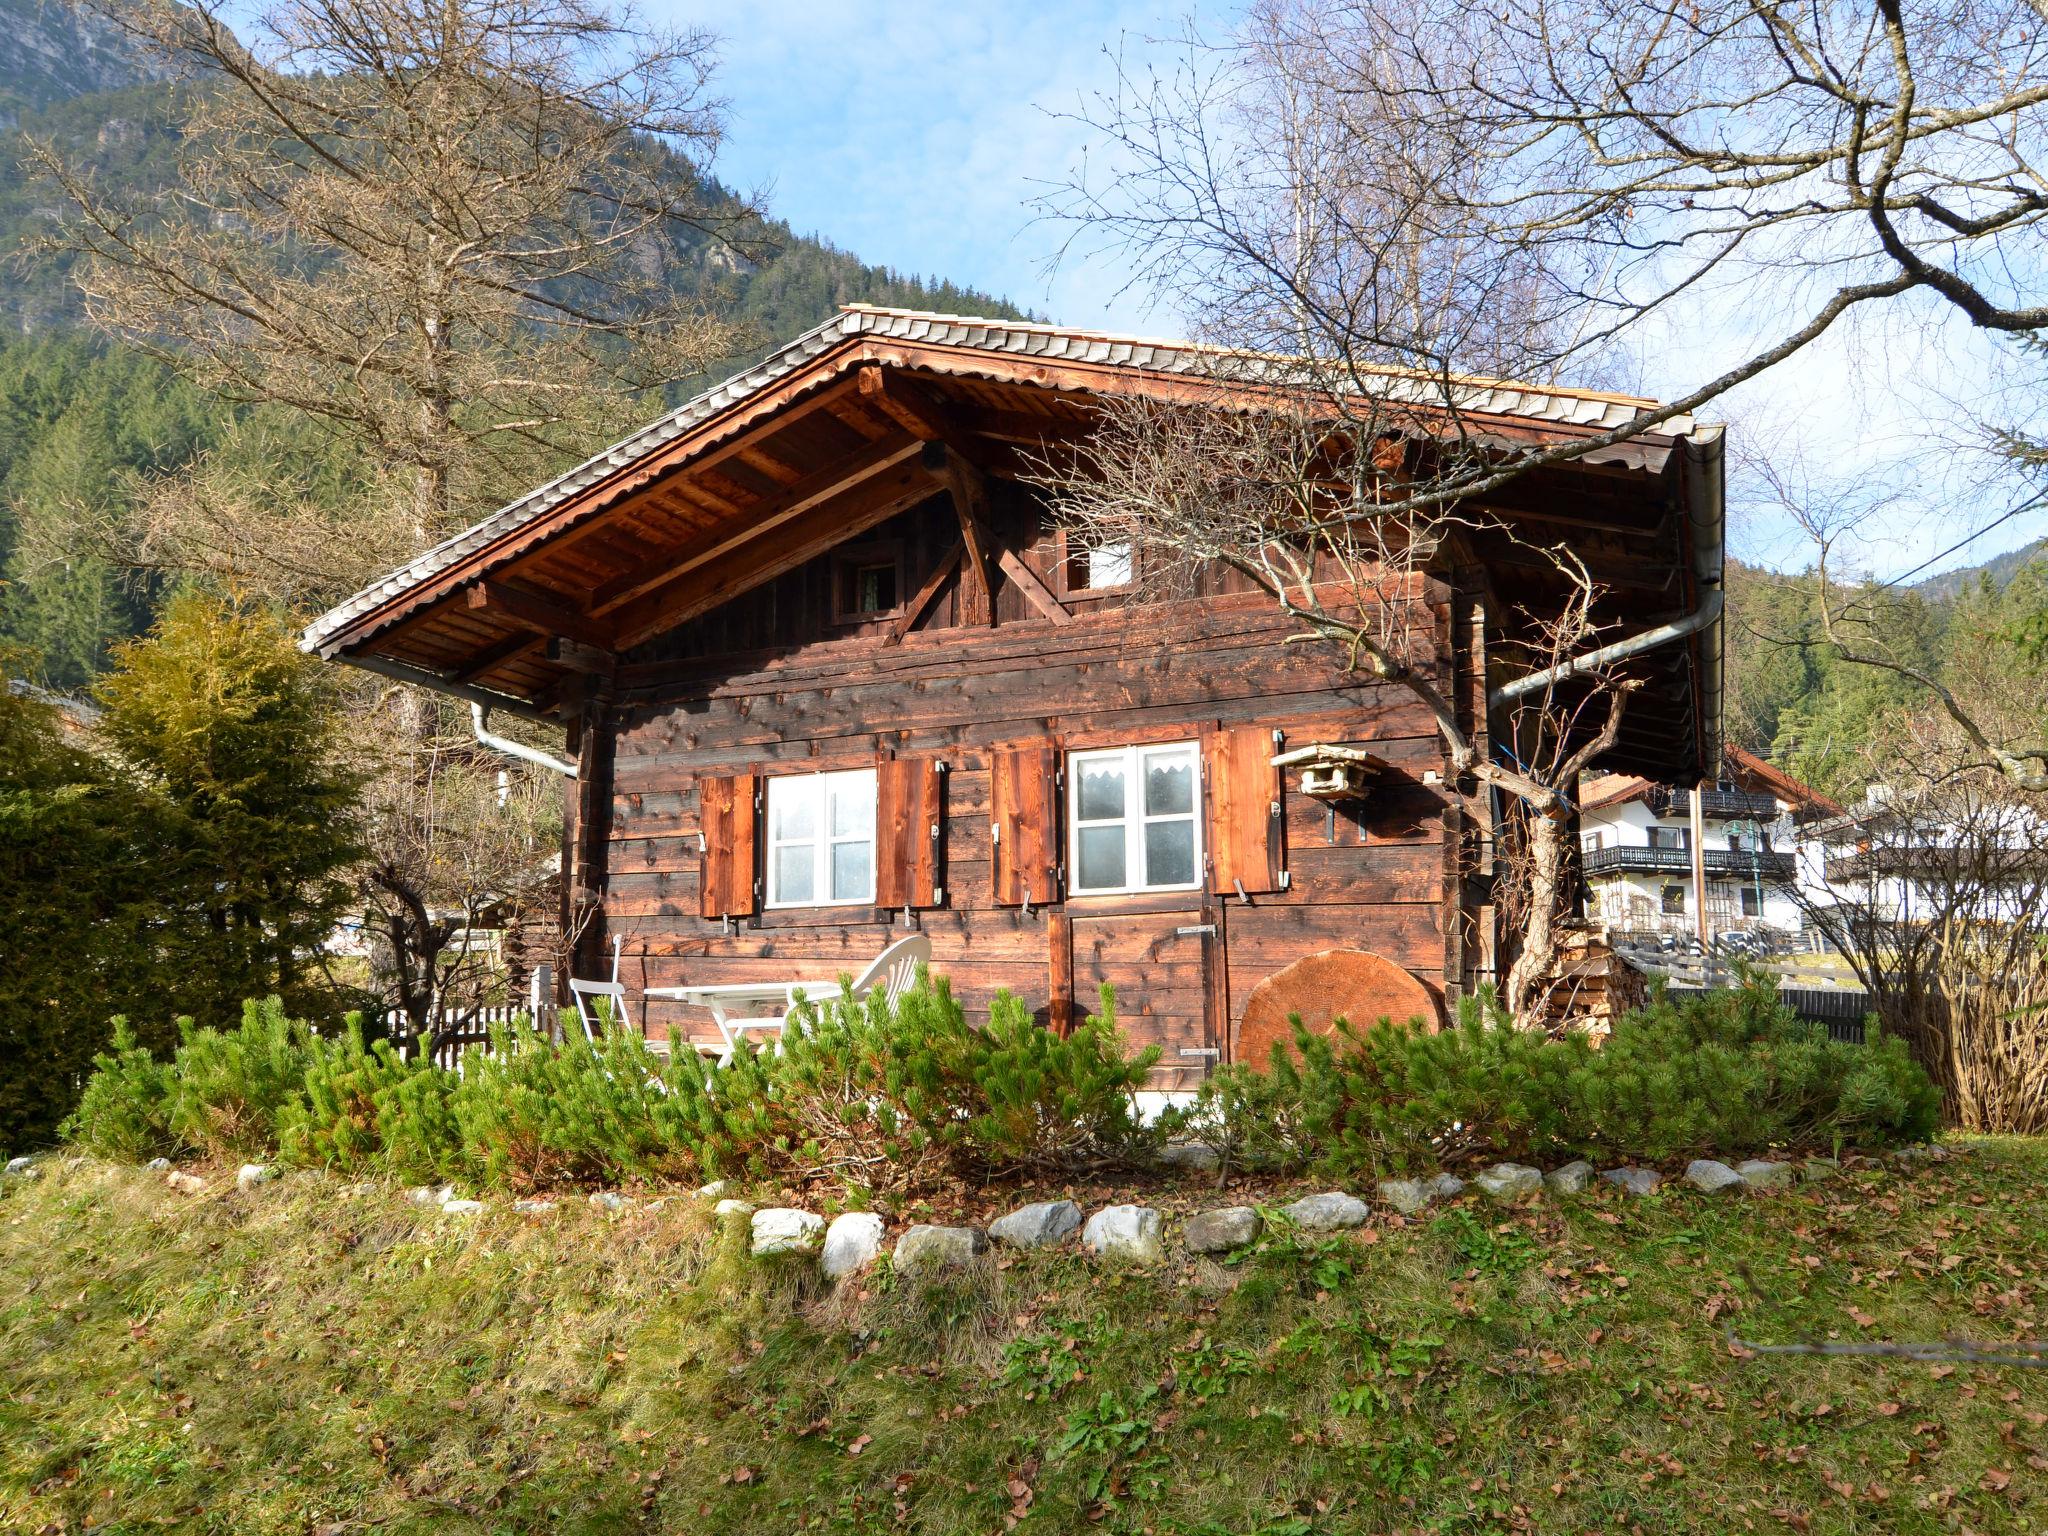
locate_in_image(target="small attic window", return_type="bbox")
[1089,540,1138,589]
[832,544,902,622]
[1061,532,1134,592]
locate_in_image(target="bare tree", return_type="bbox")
[1786,735,2048,1131]
[28,0,762,553]
[1042,392,1638,1021]
[25,0,761,1028]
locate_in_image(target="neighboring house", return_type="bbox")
[1795,783,2048,929]
[1577,744,1838,942]
[301,306,1726,1084]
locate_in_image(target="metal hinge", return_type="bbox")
[1173,923,1218,938]
[1179,1046,1220,1059]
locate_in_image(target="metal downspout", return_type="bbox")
[471,702,578,778]
[1489,424,1727,778]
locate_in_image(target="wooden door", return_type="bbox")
[1070,905,1222,1091]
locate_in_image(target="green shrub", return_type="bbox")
[277,1020,464,1182]
[698,976,1161,1192]
[60,1018,177,1161]
[165,997,316,1159]
[449,1020,710,1193]
[1180,978,1941,1176]
[962,986,1159,1174]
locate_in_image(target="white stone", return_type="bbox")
[751,1207,825,1256]
[1425,1173,1467,1200]
[4,1155,36,1177]
[1082,1204,1165,1264]
[235,1164,274,1192]
[1377,1178,1435,1216]
[1684,1159,1745,1194]
[1473,1163,1544,1201]
[894,1224,988,1273]
[166,1171,205,1195]
[821,1212,886,1278]
[1544,1161,1595,1197]
[694,1179,729,1199]
[1281,1191,1370,1230]
[441,1198,486,1217]
[1801,1157,1840,1183]
[1601,1167,1662,1196]
[144,1157,172,1172]
[988,1199,1084,1249]
[512,1199,557,1215]
[1183,1206,1262,1253]
[1736,1159,1796,1191]
[712,1197,756,1219]
[408,1185,447,1207]
[1156,1143,1222,1172]
[589,1191,632,1213]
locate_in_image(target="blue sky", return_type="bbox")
[652,1,2047,583]
[657,0,1175,331]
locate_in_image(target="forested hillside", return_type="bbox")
[0,2,1024,685]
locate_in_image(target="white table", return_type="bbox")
[643,980,817,1067]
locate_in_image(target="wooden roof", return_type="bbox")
[302,306,1723,777]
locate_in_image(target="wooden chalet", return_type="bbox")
[303,306,1726,1084]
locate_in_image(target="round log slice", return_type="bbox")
[1235,949,1445,1071]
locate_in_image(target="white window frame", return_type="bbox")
[764,768,877,909]
[1066,741,1204,896]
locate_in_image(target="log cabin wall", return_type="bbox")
[595,483,1475,1090]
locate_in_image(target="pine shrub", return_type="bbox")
[960,986,1160,1174]
[448,1021,708,1193]
[1181,978,1941,1176]
[277,1020,463,1181]
[164,997,316,1159]
[60,1018,177,1161]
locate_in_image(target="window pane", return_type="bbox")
[1076,759,1126,822]
[1086,542,1132,588]
[830,776,873,839]
[1144,820,1196,887]
[773,845,813,904]
[1077,825,1126,890]
[1144,752,1194,816]
[771,780,815,841]
[830,840,872,901]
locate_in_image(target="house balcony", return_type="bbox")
[1583,845,1797,881]
[1644,785,1782,821]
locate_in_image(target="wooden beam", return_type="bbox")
[883,543,963,647]
[545,636,619,675]
[466,581,614,649]
[450,628,544,686]
[587,434,925,618]
[608,464,943,652]
[994,545,1073,625]
[929,441,996,627]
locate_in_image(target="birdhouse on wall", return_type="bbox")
[1270,742,1389,803]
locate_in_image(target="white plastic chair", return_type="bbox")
[568,935,629,1042]
[779,932,932,1048]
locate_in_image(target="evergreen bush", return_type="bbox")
[60,1018,177,1161]
[448,1020,709,1193]
[1182,977,1940,1176]
[164,997,317,1159]
[277,1020,462,1181]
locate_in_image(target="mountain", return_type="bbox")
[0,0,170,119]
[0,4,1028,686]
[1910,536,2048,602]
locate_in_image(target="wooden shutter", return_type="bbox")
[991,742,1059,906]
[875,756,943,908]
[698,773,759,919]
[1206,727,1286,895]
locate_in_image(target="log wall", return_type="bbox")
[586,491,1475,1087]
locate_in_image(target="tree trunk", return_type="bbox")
[1503,810,1568,1021]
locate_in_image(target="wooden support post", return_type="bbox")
[928,440,996,626]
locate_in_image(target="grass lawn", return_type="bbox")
[3,1143,2045,1534]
